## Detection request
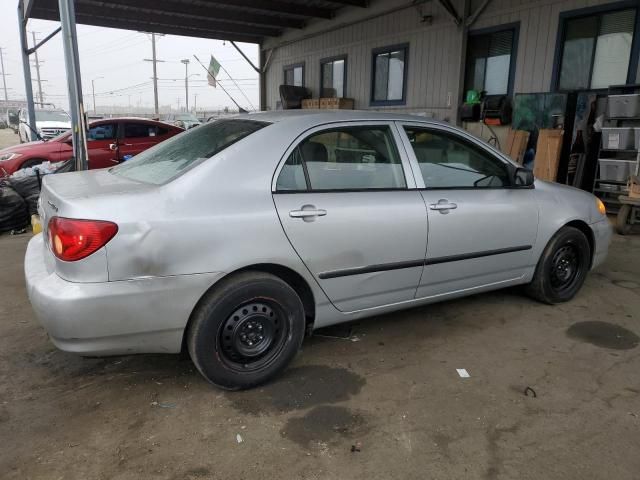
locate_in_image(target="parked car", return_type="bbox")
[1,117,182,176]
[18,109,71,143]
[164,113,202,129]
[25,111,611,390]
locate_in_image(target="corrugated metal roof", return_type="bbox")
[25,0,370,44]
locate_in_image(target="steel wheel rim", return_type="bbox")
[217,300,288,372]
[550,243,580,292]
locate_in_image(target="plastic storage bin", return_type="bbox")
[602,127,635,150]
[607,94,640,118]
[598,159,636,182]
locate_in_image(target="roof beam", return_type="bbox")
[31,8,263,43]
[75,0,306,29]
[207,0,335,19]
[324,0,369,7]
[35,3,282,37]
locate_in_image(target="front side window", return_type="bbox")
[404,127,510,188]
[558,8,636,90]
[465,28,516,96]
[284,64,304,87]
[276,126,406,191]
[88,123,116,141]
[113,119,268,185]
[371,45,408,105]
[321,56,346,97]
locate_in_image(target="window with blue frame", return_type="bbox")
[371,45,408,105]
[465,27,517,96]
[557,8,637,90]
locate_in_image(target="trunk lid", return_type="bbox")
[39,169,155,282]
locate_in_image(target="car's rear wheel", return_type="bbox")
[187,271,305,390]
[526,226,591,304]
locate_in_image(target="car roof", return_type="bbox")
[90,117,176,127]
[241,109,449,127]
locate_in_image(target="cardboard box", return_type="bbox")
[320,97,354,110]
[301,99,319,109]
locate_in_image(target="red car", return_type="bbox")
[0,117,183,176]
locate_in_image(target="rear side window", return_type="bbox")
[124,123,157,138]
[113,119,268,185]
[276,125,406,191]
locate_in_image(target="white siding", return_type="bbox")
[262,0,632,120]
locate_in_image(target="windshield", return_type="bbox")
[112,119,269,185]
[176,114,199,122]
[36,110,70,122]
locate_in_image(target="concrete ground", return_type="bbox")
[0,128,20,150]
[0,229,638,480]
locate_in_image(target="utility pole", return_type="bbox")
[91,76,103,113]
[194,93,198,113]
[0,48,8,101]
[31,32,44,106]
[181,58,189,111]
[143,33,164,118]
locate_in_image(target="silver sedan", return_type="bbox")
[25,111,611,389]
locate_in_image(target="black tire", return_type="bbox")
[187,271,305,390]
[616,204,632,235]
[525,226,591,304]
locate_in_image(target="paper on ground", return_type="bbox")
[456,368,470,378]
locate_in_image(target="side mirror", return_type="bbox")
[63,137,73,145]
[514,167,534,187]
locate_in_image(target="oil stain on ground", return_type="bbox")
[280,405,369,447]
[567,321,639,350]
[228,365,366,415]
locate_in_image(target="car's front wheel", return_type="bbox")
[526,226,591,304]
[187,271,306,390]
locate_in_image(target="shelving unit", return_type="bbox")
[594,85,640,213]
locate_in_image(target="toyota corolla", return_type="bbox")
[25,111,611,390]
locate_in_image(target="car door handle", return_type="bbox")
[429,200,457,213]
[289,209,327,218]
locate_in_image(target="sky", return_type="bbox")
[0,1,260,113]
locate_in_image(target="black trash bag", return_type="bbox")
[24,193,40,216]
[7,175,40,199]
[54,159,76,174]
[0,185,29,233]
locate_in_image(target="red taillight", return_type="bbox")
[47,217,118,262]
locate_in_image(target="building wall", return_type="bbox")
[262,0,630,120]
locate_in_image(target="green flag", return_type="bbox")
[207,55,221,87]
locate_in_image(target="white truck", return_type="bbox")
[18,109,71,143]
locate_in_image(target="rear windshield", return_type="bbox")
[112,119,268,185]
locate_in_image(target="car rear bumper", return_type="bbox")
[24,234,224,356]
[590,217,612,269]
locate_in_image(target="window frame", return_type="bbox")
[283,62,305,87]
[272,121,416,193]
[319,54,348,98]
[370,43,409,107]
[551,1,640,92]
[396,122,524,190]
[465,23,520,97]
